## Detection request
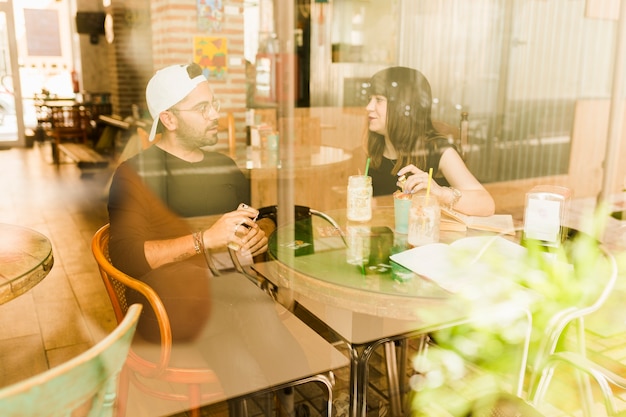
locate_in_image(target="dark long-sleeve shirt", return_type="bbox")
[107,145,250,277]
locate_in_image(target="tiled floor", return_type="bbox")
[1,141,626,416]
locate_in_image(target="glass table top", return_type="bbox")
[267,207,467,298]
[0,223,54,304]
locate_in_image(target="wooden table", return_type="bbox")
[0,224,54,304]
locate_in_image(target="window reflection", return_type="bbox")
[331,0,398,64]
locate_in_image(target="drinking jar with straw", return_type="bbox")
[408,168,441,246]
[347,158,373,222]
[346,158,373,268]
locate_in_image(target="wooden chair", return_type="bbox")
[0,304,141,417]
[433,111,469,160]
[279,115,322,148]
[91,224,224,417]
[218,111,236,158]
[49,105,92,163]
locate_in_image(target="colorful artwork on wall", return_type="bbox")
[194,37,228,80]
[197,0,224,32]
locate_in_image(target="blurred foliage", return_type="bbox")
[410,204,616,416]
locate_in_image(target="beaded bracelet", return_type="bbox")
[192,231,203,255]
[447,187,462,209]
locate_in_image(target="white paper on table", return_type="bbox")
[389,236,528,293]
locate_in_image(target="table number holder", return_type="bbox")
[522,185,571,248]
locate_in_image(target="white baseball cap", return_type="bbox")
[145,64,207,142]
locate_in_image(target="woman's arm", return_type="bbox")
[397,148,495,216]
[437,148,494,216]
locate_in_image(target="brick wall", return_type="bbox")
[106,0,247,148]
[107,0,154,119]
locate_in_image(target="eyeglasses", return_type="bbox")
[171,99,221,119]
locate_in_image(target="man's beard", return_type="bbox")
[200,131,219,147]
[178,122,218,148]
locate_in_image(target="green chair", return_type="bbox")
[0,304,141,417]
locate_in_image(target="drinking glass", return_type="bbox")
[393,191,412,234]
[347,175,372,222]
[346,224,370,266]
[408,194,440,246]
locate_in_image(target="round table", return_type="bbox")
[261,205,615,417]
[266,206,490,319]
[0,223,54,304]
[263,206,530,417]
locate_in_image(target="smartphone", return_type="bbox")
[238,203,259,223]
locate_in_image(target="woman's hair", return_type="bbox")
[365,66,439,173]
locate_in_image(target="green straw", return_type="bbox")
[364,157,371,176]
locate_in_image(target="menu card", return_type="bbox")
[389,236,527,293]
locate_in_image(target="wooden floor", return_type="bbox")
[0,143,114,384]
[1,142,626,416]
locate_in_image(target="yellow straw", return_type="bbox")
[425,167,433,198]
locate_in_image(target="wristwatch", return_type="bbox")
[448,187,462,208]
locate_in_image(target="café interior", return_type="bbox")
[1,0,626,416]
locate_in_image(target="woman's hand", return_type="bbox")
[396,165,443,197]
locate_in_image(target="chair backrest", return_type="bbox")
[49,105,91,144]
[433,112,469,160]
[527,244,618,397]
[217,111,236,158]
[0,304,141,417]
[257,205,346,263]
[91,224,173,374]
[278,116,322,148]
[49,106,89,128]
[259,205,315,257]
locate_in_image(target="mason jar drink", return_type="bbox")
[347,175,372,222]
[346,223,371,266]
[408,195,440,246]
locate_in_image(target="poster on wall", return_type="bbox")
[197,0,224,32]
[194,37,228,80]
[23,9,62,57]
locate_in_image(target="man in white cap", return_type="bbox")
[107,63,268,341]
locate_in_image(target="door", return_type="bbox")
[0,0,25,146]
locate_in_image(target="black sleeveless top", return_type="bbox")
[369,137,455,196]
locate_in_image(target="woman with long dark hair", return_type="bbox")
[364,66,494,216]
